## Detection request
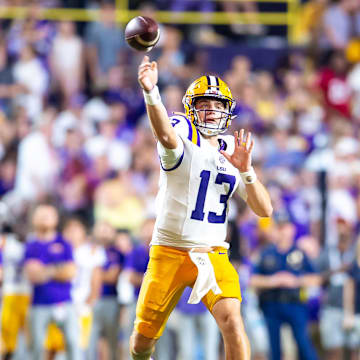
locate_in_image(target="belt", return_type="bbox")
[170,246,217,253]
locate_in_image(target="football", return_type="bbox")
[125,16,160,52]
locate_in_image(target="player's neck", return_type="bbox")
[204,134,219,148]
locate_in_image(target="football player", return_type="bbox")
[129,56,273,360]
[0,230,31,360]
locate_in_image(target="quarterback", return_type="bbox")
[130,56,273,360]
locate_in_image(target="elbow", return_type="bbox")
[257,204,273,218]
[158,134,178,149]
[264,204,274,217]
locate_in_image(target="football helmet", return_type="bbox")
[182,75,236,136]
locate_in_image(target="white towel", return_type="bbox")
[187,251,222,304]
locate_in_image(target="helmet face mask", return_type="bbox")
[182,75,236,136]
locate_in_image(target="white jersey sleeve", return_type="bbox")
[157,140,184,170]
[156,114,192,170]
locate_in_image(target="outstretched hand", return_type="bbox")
[220,129,254,172]
[138,56,158,92]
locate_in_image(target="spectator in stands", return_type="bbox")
[321,0,360,50]
[317,216,357,360]
[157,26,187,87]
[0,42,21,117]
[84,100,132,172]
[6,2,55,60]
[220,0,265,38]
[57,127,91,221]
[14,106,58,202]
[85,0,126,87]
[254,71,281,126]
[325,138,359,246]
[50,21,84,107]
[293,0,329,46]
[174,287,220,360]
[238,257,269,360]
[104,65,145,126]
[24,202,80,360]
[88,221,124,360]
[13,43,48,120]
[53,93,93,148]
[316,50,352,119]
[343,236,360,360]
[250,214,321,360]
[93,170,145,233]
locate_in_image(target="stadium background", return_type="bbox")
[0,0,360,359]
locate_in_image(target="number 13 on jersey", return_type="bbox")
[191,170,236,224]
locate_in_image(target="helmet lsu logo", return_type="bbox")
[182,75,236,136]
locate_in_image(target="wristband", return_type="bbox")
[143,85,161,106]
[240,166,257,184]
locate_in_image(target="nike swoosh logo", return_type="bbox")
[219,252,226,254]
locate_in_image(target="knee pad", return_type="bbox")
[130,348,153,360]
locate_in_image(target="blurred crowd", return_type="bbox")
[0,0,360,359]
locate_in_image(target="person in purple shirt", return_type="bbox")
[88,221,124,360]
[23,202,81,360]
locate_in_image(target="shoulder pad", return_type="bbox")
[169,114,201,147]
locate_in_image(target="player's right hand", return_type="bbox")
[138,56,158,92]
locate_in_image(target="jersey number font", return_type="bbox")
[191,170,235,224]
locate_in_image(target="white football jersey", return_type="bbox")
[71,243,106,305]
[151,115,247,249]
[1,234,31,295]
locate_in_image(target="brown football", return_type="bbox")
[125,16,160,52]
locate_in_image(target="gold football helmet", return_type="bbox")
[182,75,236,136]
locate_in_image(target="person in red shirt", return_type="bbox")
[317,51,352,119]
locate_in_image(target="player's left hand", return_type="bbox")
[220,129,254,172]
